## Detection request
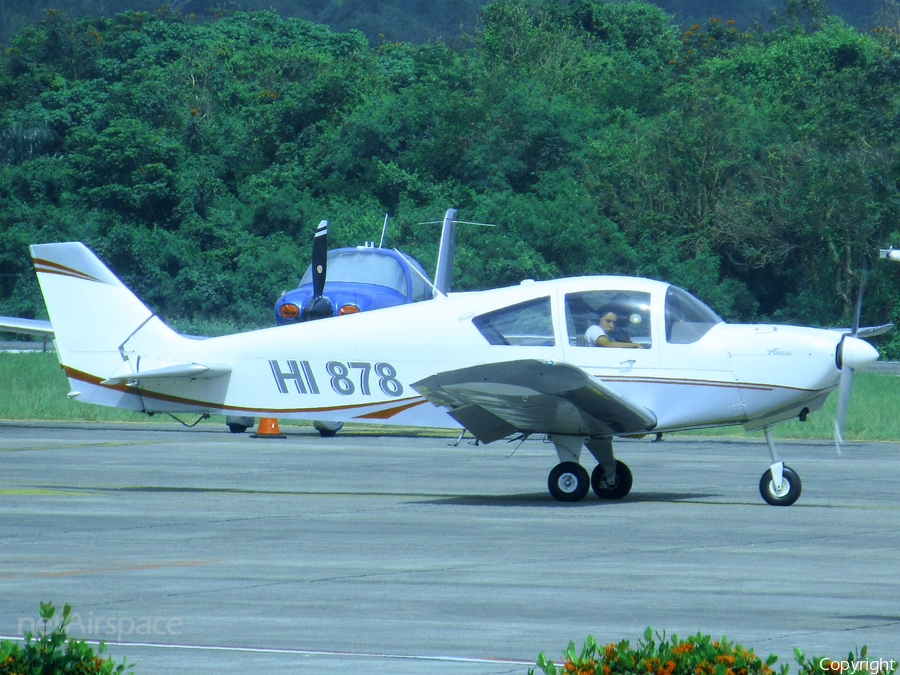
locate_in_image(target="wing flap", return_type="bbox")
[412,359,657,443]
[447,405,519,444]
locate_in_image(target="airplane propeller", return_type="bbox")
[834,266,870,453]
[302,220,336,321]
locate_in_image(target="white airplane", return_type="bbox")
[26,240,886,506]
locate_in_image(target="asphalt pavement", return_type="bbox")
[1,422,898,674]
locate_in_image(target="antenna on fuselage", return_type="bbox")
[379,213,390,249]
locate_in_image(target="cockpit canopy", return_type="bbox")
[299,249,433,302]
[470,280,723,348]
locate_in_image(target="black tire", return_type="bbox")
[759,465,802,506]
[314,421,344,438]
[591,460,633,500]
[548,462,590,502]
[227,423,248,434]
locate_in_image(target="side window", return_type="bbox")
[473,297,555,346]
[665,286,723,344]
[566,291,652,348]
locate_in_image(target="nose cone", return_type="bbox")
[840,336,879,371]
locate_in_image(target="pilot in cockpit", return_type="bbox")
[585,305,646,348]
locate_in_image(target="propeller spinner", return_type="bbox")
[302,220,336,321]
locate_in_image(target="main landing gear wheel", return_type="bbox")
[548,462,590,502]
[591,460,633,500]
[314,420,344,438]
[225,416,254,434]
[759,465,802,506]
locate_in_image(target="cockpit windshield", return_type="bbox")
[301,250,409,296]
[665,286,723,344]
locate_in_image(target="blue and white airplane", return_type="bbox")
[274,209,464,325]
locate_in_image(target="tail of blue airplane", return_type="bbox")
[432,209,498,295]
[433,208,458,295]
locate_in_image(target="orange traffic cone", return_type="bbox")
[251,417,286,439]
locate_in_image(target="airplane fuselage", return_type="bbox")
[64,275,851,435]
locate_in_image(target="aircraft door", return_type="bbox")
[654,285,745,429]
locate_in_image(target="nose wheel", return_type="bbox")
[759,463,802,506]
[759,428,802,506]
[548,462,590,502]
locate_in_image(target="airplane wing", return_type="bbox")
[0,316,54,337]
[411,359,657,443]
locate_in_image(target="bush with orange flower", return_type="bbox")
[532,629,897,675]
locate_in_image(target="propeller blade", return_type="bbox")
[312,220,328,299]
[850,265,867,337]
[834,262,869,452]
[834,361,854,454]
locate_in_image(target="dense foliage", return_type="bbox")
[0,0,888,48]
[3,0,900,352]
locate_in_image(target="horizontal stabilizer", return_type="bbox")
[412,359,657,443]
[0,316,54,337]
[102,361,231,386]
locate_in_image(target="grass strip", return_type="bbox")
[2,352,899,440]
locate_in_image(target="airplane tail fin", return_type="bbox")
[433,208,457,295]
[30,242,188,408]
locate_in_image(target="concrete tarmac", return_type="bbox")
[1,422,898,673]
